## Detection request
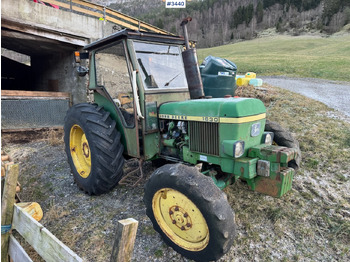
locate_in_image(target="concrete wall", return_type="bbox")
[31,53,87,103]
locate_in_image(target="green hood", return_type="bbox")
[159,98,266,121]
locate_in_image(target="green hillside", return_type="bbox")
[197,33,350,81]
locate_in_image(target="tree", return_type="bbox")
[256,1,264,23]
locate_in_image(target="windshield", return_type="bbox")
[133,41,188,90]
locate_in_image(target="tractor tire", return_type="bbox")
[144,163,236,262]
[265,120,301,170]
[64,103,124,195]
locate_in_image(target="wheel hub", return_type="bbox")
[152,188,209,251]
[69,125,91,178]
[169,206,192,230]
[82,142,90,158]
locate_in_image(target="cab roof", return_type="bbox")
[84,29,186,51]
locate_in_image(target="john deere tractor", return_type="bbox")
[64,18,299,261]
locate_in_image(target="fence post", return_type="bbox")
[1,164,19,262]
[110,218,139,262]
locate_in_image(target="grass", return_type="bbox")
[224,84,350,261]
[197,34,350,81]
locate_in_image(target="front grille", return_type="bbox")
[189,121,219,156]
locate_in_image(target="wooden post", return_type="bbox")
[1,164,19,262]
[110,218,139,262]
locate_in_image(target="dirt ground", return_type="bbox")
[2,83,350,262]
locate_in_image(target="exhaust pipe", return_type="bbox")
[181,17,204,100]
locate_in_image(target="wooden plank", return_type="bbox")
[105,16,139,31]
[43,0,103,18]
[71,0,104,12]
[38,0,71,10]
[12,205,83,262]
[71,5,102,19]
[1,90,70,98]
[8,235,33,262]
[105,8,170,34]
[1,164,19,262]
[110,218,139,262]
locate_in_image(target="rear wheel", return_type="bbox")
[64,103,124,195]
[265,120,301,170]
[144,164,235,262]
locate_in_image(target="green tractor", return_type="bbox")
[64,18,299,261]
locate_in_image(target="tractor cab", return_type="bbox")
[81,29,192,159]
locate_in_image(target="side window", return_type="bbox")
[95,42,134,127]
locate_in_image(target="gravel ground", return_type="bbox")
[261,76,350,118]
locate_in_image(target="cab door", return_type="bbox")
[92,40,140,158]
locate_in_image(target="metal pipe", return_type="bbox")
[180,17,204,99]
[181,17,191,50]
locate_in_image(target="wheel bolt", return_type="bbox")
[172,220,176,224]
[169,210,173,215]
[186,223,191,227]
[181,226,185,230]
[175,206,179,211]
[184,213,188,218]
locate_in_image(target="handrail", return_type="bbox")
[37,0,171,35]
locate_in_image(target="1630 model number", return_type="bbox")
[202,116,219,123]
[165,0,186,8]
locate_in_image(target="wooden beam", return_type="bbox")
[105,15,140,31]
[1,90,70,98]
[12,205,83,262]
[105,8,170,34]
[110,218,139,262]
[1,164,19,262]
[8,235,33,262]
[71,0,104,12]
[43,0,103,18]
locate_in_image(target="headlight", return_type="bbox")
[262,132,274,145]
[233,141,245,158]
[222,140,245,158]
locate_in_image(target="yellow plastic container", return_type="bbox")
[245,72,256,79]
[236,77,250,87]
[235,75,245,80]
[17,202,43,222]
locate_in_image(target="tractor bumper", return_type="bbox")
[244,144,297,197]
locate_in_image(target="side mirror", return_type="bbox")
[76,66,89,77]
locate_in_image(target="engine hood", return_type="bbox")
[159,97,266,123]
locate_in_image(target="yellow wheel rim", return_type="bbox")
[152,188,209,251]
[69,124,91,178]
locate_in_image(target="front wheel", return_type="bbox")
[265,120,301,170]
[144,164,236,261]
